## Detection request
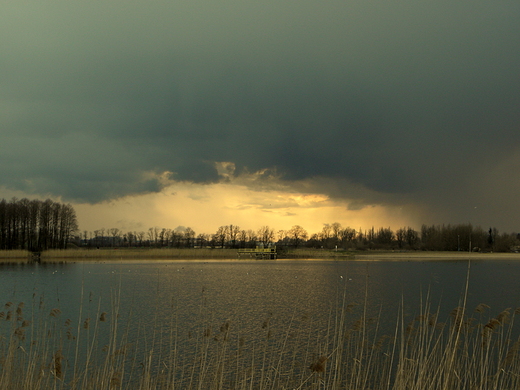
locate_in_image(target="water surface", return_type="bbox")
[1,258,519,386]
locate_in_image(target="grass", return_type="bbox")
[2,263,520,389]
[283,248,355,259]
[0,250,31,260]
[39,248,239,260]
[42,247,356,261]
[4,248,519,263]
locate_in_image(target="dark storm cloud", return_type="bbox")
[1,1,520,228]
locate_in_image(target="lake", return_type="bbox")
[1,257,519,389]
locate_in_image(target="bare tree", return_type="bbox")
[277,229,287,242]
[228,225,240,248]
[136,231,146,247]
[288,225,308,248]
[257,226,275,246]
[238,230,248,248]
[214,226,228,248]
[109,228,121,247]
[184,227,196,248]
[0,198,77,250]
[196,233,209,248]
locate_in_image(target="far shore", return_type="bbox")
[1,248,520,263]
[352,251,520,261]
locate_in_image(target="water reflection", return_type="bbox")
[2,259,520,338]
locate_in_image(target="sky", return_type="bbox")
[1,0,519,236]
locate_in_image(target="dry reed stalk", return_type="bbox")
[39,248,239,260]
[475,303,491,314]
[53,350,64,379]
[0,250,31,260]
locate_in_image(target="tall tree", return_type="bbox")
[257,226,275,246]
[228,225,240,248]
[288,225,308,248]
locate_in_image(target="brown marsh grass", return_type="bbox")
[2,265,520,389]
[39,248,239,260]
[283,248,354,259]
[0,250,31,260]
[40,248,353,261]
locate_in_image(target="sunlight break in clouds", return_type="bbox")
[73,166,421,235]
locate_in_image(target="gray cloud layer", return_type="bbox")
[1,1,520,229]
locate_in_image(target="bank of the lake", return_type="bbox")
[0,249,31,260]
[353,250,520,261]
[2,248,520,262]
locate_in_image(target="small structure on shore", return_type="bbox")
[238,246,277,259]
[30,251,41,263]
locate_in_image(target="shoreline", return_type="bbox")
[1,248,520,263]
[351,251,520,261]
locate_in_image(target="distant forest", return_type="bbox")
[79,223,519,253]
[1,198,519,252]
[0,198,78,251]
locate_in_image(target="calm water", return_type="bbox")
[2,258,519,321]
[1,258,519,386]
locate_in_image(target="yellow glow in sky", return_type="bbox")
[73,179,421,236]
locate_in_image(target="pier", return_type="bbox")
[237,246,277,259]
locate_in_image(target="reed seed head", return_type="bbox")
[110,371,122,388]
[428,313,438,327]
[352,319,363,331]
[14,327,25,341]
[497,308,511,325]
[475,303,490,314]
[309,355,328,373]
[54,350,64,379]
[503,341,520,368]
[220,321,230,333]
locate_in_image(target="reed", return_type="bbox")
[284,248,355,259]
[0,250,31,260]
[35,247,354,261]
[2,278,520,388]
[39,248,238,260]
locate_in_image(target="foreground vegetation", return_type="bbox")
[1,274,520,389]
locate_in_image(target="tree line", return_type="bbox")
[79,222,520,253]
[0,198,78,251]
[2,197,518,252]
